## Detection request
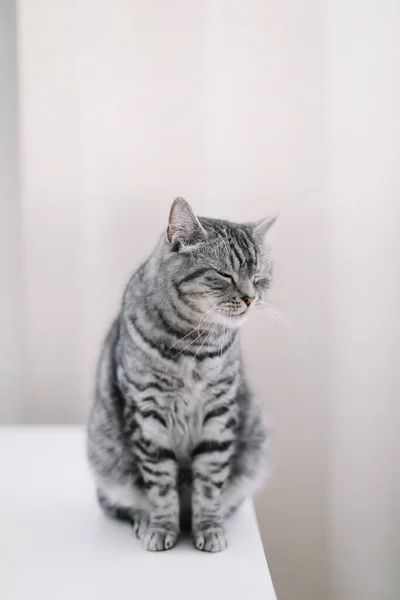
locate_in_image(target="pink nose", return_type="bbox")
[242,296,255,307]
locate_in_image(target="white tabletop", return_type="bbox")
[0,427,276,600]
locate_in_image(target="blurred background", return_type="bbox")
[1,1,399,599]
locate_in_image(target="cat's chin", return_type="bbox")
[218,311,248,328]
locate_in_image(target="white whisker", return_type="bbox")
[191,317,219,364]
[171,310,217,358]
[256,303,305,341]
[168,306,215,350]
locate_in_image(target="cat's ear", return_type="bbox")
[167,197,207,247]
[253,215,278,241]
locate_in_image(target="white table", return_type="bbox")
[0,427,276,600]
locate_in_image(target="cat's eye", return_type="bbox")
[253,276,261,285]
[215,270,235,283]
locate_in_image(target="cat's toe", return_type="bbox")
[194,527,228,552]
[132,512,149,541]
[142,528,179,551]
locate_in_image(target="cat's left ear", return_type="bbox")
[167,197,207,247]
[253,215,278,241]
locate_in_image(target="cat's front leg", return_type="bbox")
[133,418,180,551]
[191,407,237,552]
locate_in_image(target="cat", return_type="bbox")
[87,197,276,552]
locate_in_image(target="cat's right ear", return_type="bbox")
[167,198,207,248]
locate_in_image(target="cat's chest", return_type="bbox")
[164,371,209,460]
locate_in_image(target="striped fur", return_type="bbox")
[87,198,276,552]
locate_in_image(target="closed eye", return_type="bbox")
[254,275,271,289]
[214,270,235,284]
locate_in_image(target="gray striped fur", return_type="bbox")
[87,198,276,552]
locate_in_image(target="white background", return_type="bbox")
[1,1,399,599]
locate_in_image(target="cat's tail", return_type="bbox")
[97,489,135,524]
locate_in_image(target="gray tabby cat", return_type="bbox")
[87,198,276,552]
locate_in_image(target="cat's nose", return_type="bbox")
[241,296,255,307]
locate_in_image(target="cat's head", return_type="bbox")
[164,198,277,328]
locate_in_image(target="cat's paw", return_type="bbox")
[142,528,179,552]
[132,512,149,541]
[193,526,228,552]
